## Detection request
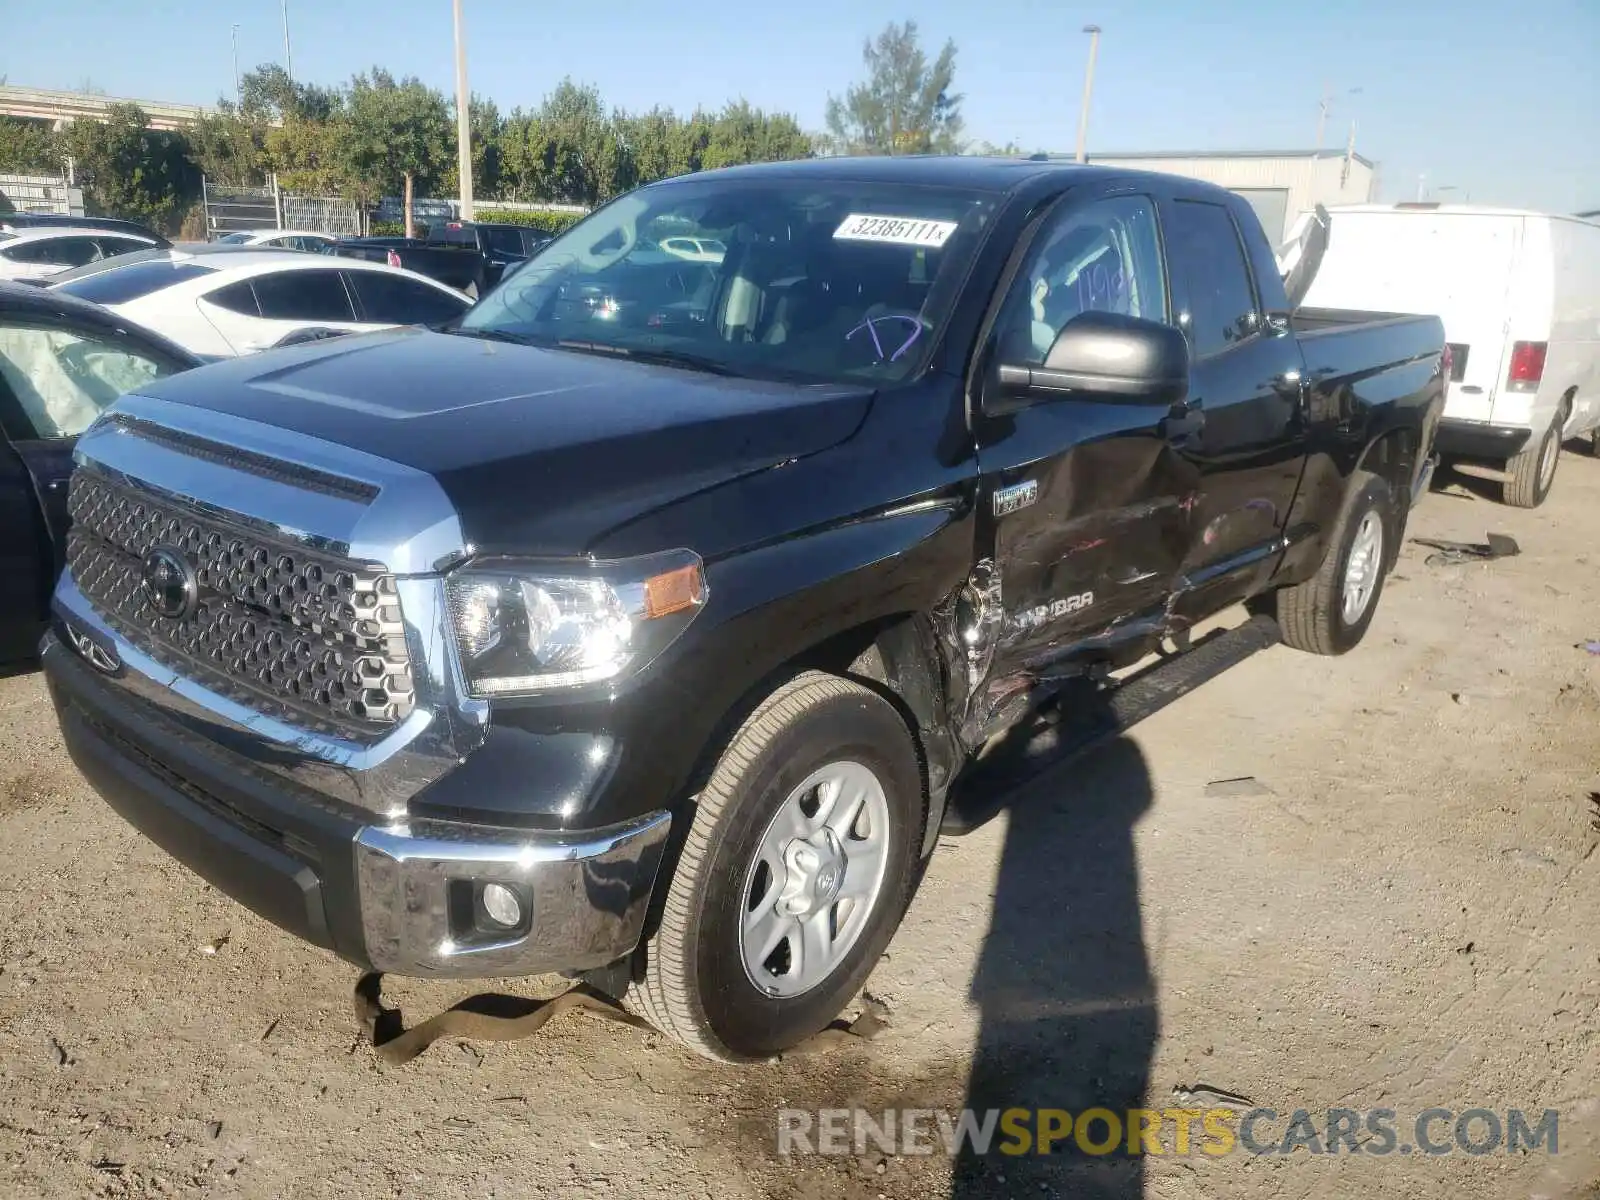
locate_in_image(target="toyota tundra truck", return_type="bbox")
[43,157,1445,1062]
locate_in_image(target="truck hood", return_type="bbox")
[138,327,874,556]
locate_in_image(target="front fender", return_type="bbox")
[475,499,977,831]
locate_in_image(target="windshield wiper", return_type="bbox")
[446,326,540,346]
[556,340,740,377]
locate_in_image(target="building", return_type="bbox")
[1080,150,1376,243]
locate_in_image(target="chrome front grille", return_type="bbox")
[67,468,416,734]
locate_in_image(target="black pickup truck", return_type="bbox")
[328,221,554,295]
[43,157,1444,1062]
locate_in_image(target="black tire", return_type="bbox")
[626,671,923,1062]
[1270,471,1394,656]
[1503,418,1560,508]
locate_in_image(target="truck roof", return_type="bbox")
[670,154,1203,196]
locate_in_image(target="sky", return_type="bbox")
[6,0,1598,213]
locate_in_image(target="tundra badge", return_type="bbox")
[993,480,1038,517]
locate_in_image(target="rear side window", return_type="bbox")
[1167,200,1260,358]
[250,269,356,322]
[58,261,217,305]
[483,227,523,255]
[345,271,468,324]
[207,279,261,316]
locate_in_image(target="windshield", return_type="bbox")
[461,176,997,384]
[217,232,253,244]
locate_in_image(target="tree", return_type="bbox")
[344,69,451,235]
[61,104,199,234]
[439,96,504,200]
[0,116,62,174]
[824,20,964,155]
[188,107,269,186]
[240,64,341,124]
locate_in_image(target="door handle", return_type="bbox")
[1162,404,1205,441]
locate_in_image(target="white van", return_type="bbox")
[1301,204,1600,507]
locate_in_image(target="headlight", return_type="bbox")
[444,549,707,697]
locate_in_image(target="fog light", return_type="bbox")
[480,882,523,928]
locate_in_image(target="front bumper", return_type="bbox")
[1434,419,1531,462]
[45,632,671,978]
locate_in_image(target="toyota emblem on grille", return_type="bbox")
[142,546,197,620]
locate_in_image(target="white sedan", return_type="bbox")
[214,229,339,252]
[48,246,472,358]
[0,227,163,282]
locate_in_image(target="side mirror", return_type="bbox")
[989,310,1190,415]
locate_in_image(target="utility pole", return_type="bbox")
[282,0,293,81]
[1416,173,1427,202]
[1317,84,1362,150]
[452,0,474,221]
[231,24,241,106]
[1075,24,1101,164]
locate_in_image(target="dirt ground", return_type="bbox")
[2,452,1598,1200]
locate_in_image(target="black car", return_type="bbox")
[0,212,171,248]
[43,157,1444,1061]
[0,280,198,663]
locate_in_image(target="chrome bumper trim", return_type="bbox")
[354,810,673,977]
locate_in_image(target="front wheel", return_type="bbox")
[626,671,924,1061]
[1268,471,1394,656]
[1503,418,1560,508]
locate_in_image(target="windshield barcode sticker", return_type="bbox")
[834,214,959,248]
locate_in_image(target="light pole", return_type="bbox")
[1075,24,1101,164]
[282,0,293,82]
[453,0,474,221]
[231,23,241,106]
[1316,84,1362,150]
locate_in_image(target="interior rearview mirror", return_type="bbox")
[989,310,1190,416]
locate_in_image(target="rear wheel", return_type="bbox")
[1503,418,1560,508]
[1269,471,1394,656]
[627,671,923,1062]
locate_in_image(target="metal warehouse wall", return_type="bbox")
[1085,153,1376,242]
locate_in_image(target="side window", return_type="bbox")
[6,237,101,267]
[346,272,467,325]
[96,236,148,258]
[50,237,105,268]
[484,228,523,255]
[997,194,1167,366]
[0,323,176,439]
[207,280,261,316]
[251,270,356,322]
[1166,200,1260,358]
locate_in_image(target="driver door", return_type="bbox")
[966,186,1197,738]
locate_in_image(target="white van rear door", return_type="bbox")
[1306,211,1521,422]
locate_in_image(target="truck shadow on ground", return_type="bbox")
[950,707,1156,1199]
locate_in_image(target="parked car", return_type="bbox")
[214,229,340,252]
[0,227,165,283]
[0,280,198,664]
[329,221,554,294]
[42,157,1444,1062]
[46,245,471,358]
[1303,203,1600,506]
[0,212,170,246]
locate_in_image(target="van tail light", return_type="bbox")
[386,249,402,268]
[1506,341,1547,392]
[1440,344,1453,380]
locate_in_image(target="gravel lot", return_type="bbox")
[1,453,1597,1200]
